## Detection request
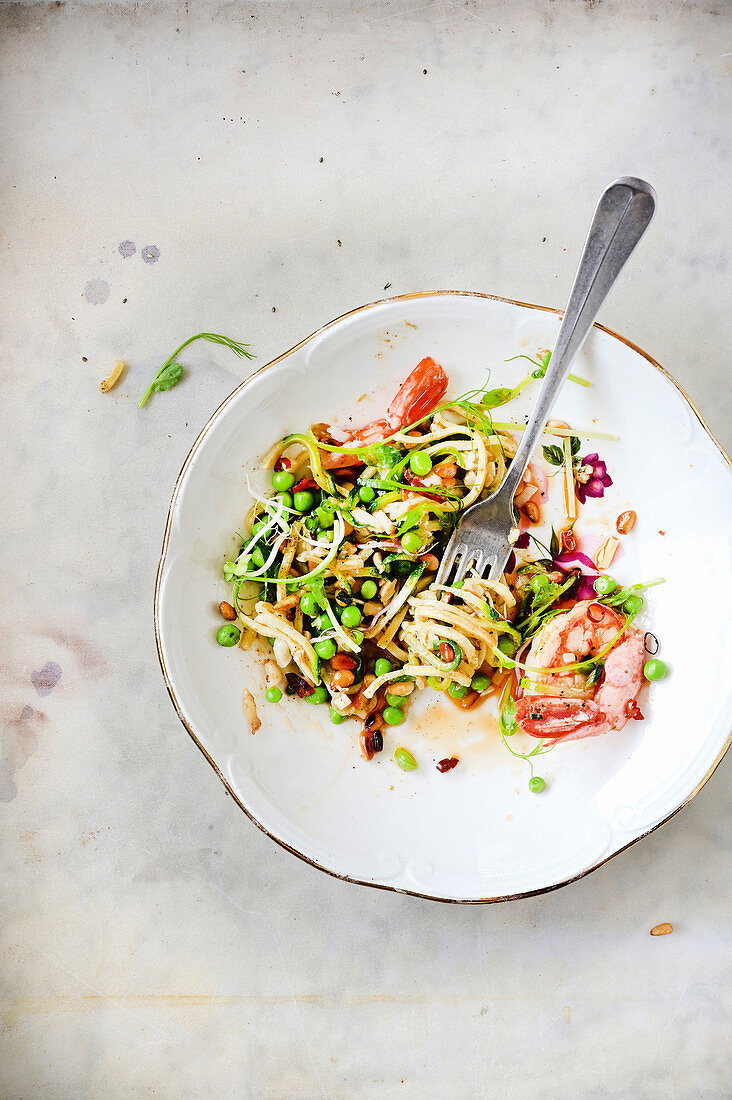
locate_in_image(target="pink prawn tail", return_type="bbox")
[336,418,393,447]
[329,357,449,449]
[516,695,610,741]
[386,357,448,430]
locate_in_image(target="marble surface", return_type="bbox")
[1,1,730,1096]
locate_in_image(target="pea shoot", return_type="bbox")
[139,332,254,408]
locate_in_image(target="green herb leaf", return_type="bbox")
[550,526,560,558]
[150,362,184,393]
[499,697,517,738]
[481,387,514,410]
[139,332,254,408]
[542,444,564,466]
[570,435,582,456]
[586,662,604,687]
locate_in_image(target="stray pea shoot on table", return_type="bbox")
[138,332,254,408]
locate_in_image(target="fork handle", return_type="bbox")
[495,176,657,502]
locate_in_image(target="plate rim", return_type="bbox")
[153,289,732,904]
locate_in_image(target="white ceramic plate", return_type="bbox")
[155,293,732,902]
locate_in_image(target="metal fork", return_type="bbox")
[435,176,657,587]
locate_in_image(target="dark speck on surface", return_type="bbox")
[141,244,160,264]
[118,240,136,258]
[31,661,62,697]
[82,356,87,362]
[272,306,276,312]
[319,156,324,163]
[384,282,391,290]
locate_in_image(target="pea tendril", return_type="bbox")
[139,332,255,408]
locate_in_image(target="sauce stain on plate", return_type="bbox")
[412,699,506,772]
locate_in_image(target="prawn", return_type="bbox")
[322,357,448,468]
[515,600,645,741]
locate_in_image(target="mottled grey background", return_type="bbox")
[1,1,730,1097]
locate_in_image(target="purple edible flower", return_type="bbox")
[553,550,599,600]
[575,452,613,504]
[505,530,531,574]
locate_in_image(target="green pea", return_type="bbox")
[383,706,404,726]
[265,686,282,703]
[447,682,469,699]
[293,490,315,513]
[305,514,320,532]
[276,491,293,509]
[623,595,644,616]
[314,614,331,633]
[316,506,334,528]
[340,605,362,628]
[385,691,406,707]
[330,707,345,724]
[216,624,240,647]
[498,636,516,656]
[594,575,617,596]
[251,547,266,568]
[401,531,423,554]
[361,579,378,600]
[271,470,295,492]
[427,676,447,690]
[314,638,337,660]
[305,685,329,705]
[252,519,268,535]
[394,746,417,770]
[643,658,667,681]
[350,629,364,646]
[528,776,546,793]
[409,451,433,477]
[300,592,318,617]
[471,672,492,692]
[530,573,550,594]
[358,486,376,503]
[374,658,393,678]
